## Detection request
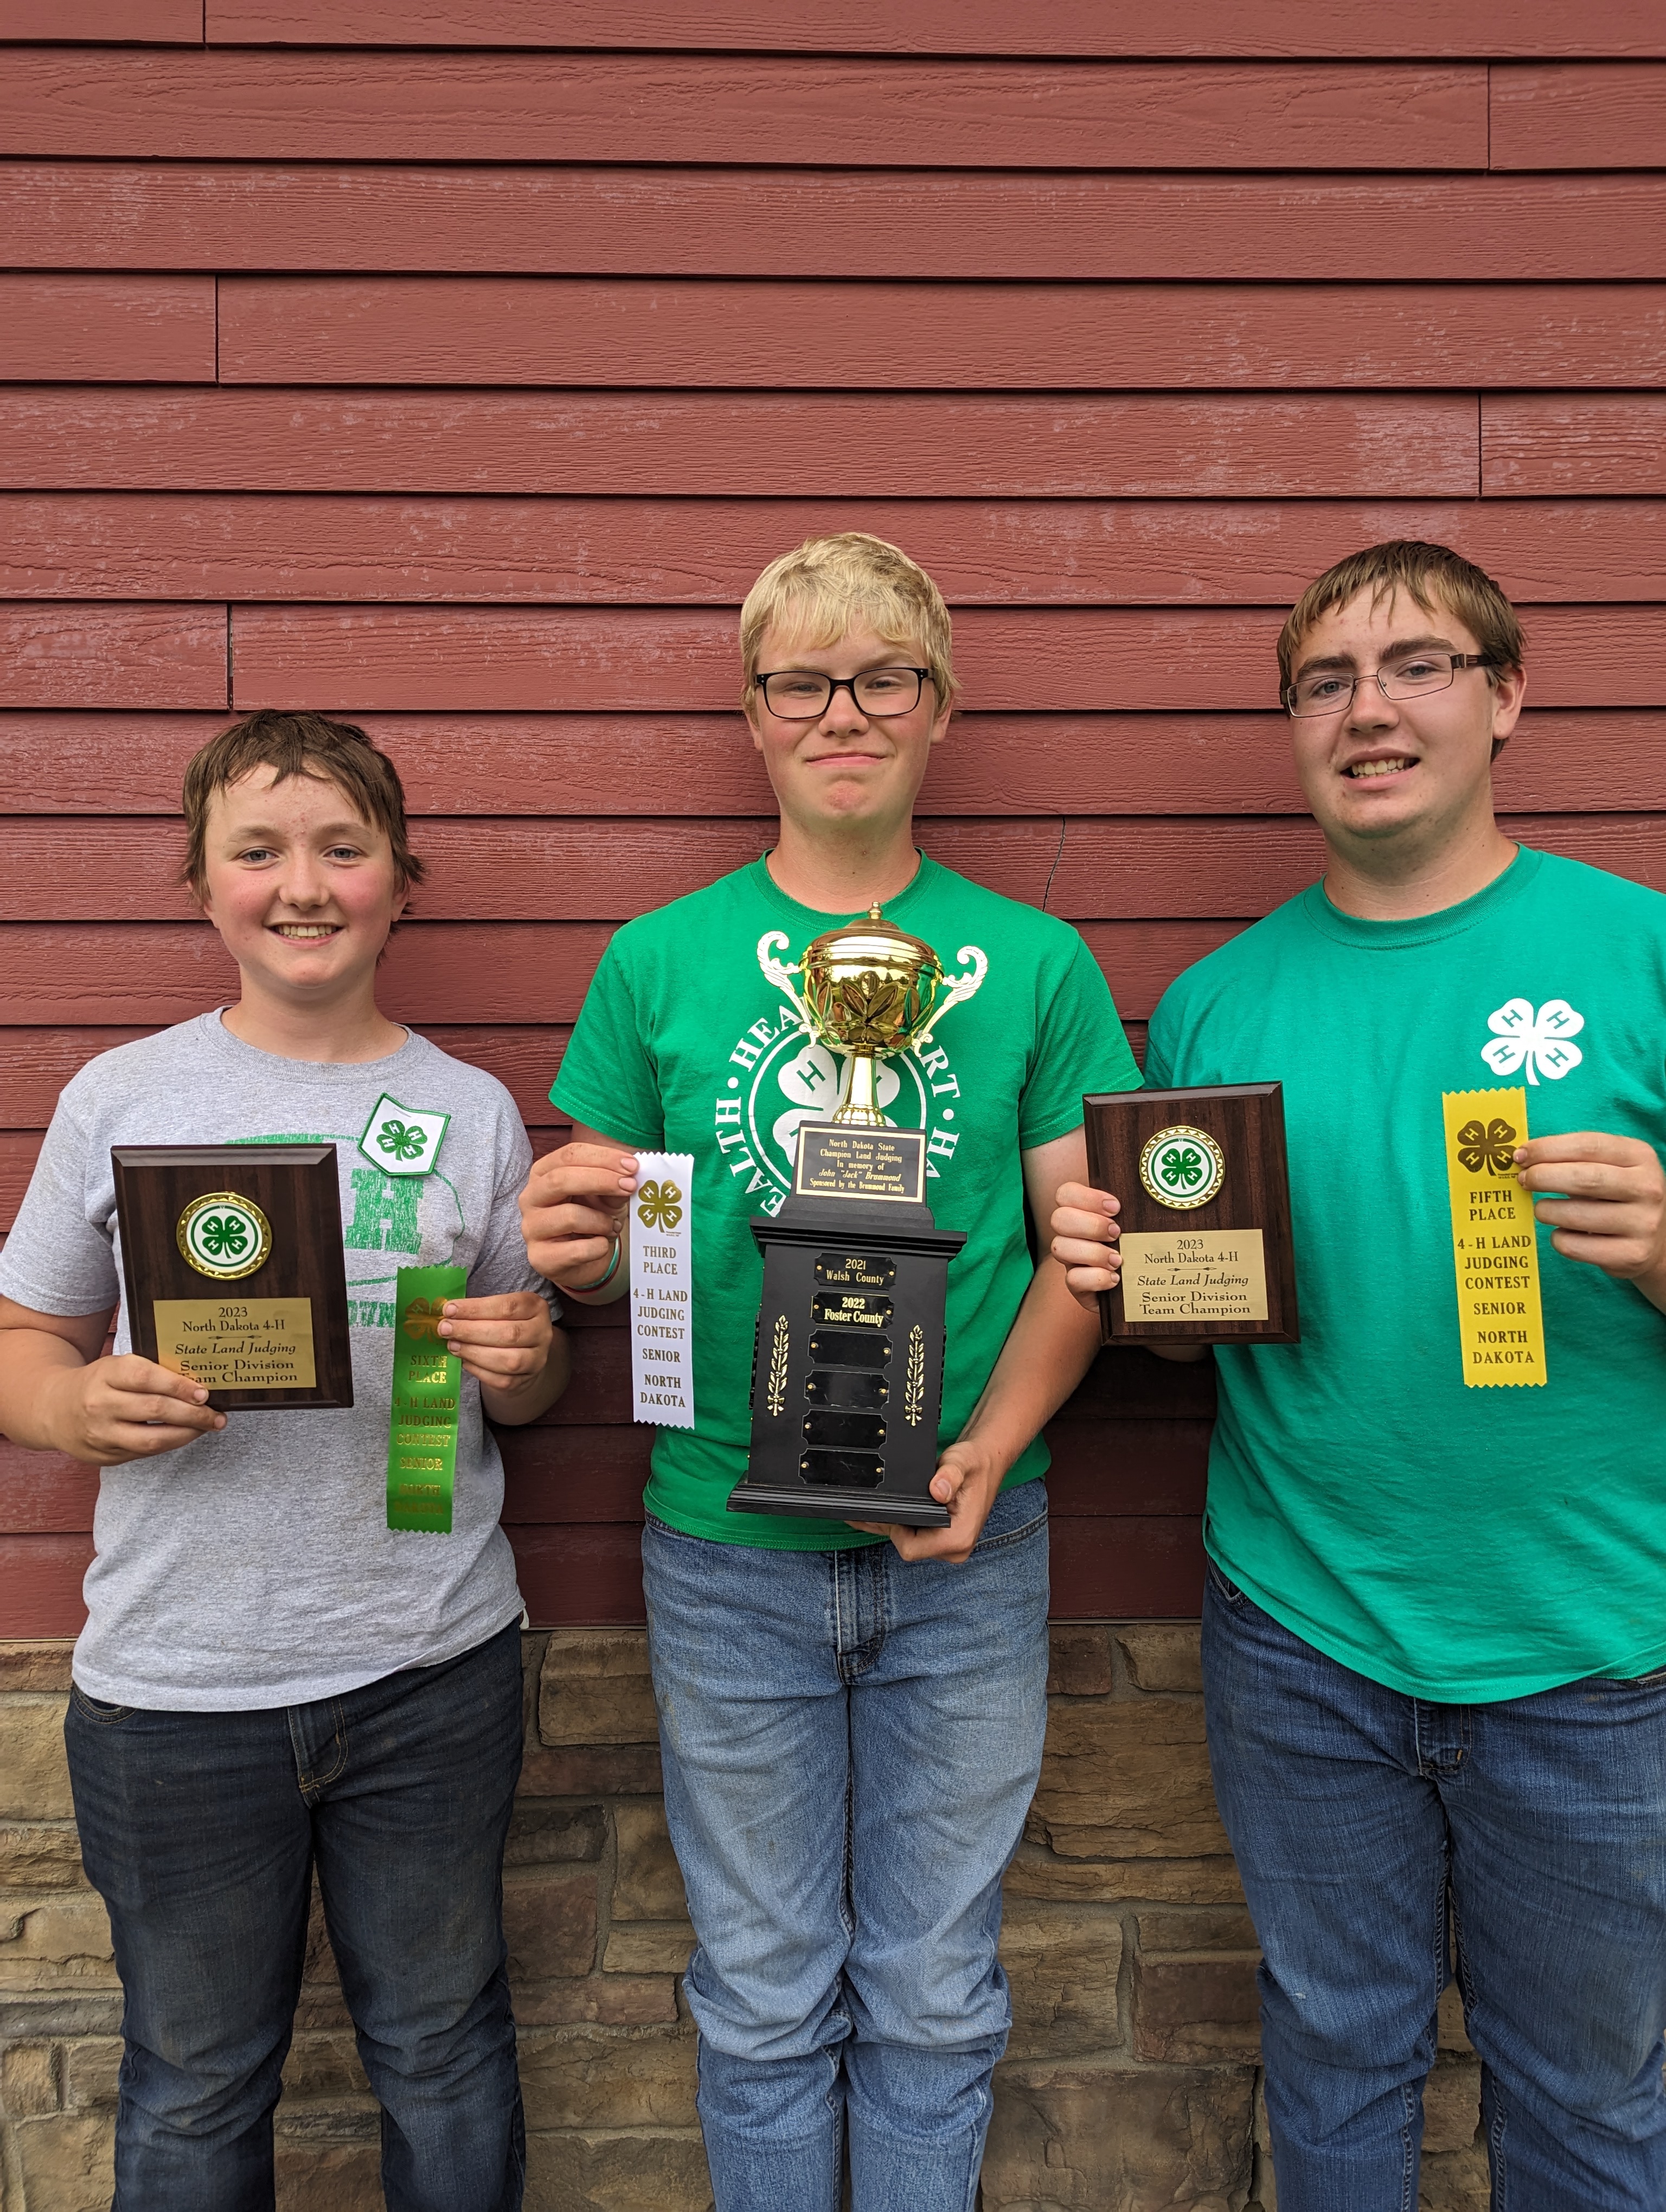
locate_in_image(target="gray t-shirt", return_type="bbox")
[0,1013,556,1711]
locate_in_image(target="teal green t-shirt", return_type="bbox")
[553,854,1139,1546]
[1146,847,1666,1701]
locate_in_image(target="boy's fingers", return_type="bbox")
[522,1200,625,1242]
[1055,1182,1120,1215]
[112,1418,222,1451]
[525,1149,638,1202]
[1516,1131,1651,1168]
[439,1320,544,1346]
[1051,1208,1120,1244]
[114,1394,225,1430]
[1052,1233,1122,1266]
[106,1355,213,1404]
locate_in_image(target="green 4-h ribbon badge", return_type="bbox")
[360,1093,451,1179]
[387,1263,468,1533]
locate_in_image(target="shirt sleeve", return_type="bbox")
[0,1081,121,1317]
[1142,979,1185,1090]
[1016,929,1143,1150]
[465,1101,562,1322]
[549,928,668,1150]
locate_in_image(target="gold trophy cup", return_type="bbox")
[775,903,988,1127]
[800,906,944,1126]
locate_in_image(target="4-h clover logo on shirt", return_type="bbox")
[378,1119,427,1163]
[1480,998,1585,1086]
[358,1094,452,1178]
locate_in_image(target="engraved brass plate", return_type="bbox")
[1117,1231,1268,1326]
[794,1127,926,1204]
[152,1297,317,1391]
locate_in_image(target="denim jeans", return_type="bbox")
[65,1618,526,2212]
[1202,1562,1666,2211]
[642,1481,1050,2212]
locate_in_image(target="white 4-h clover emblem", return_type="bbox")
[1481,997,1585,1085]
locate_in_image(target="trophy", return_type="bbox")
[1083,1084,1299,1344]
[113,1143,354,1408]
[728,908,984,1528]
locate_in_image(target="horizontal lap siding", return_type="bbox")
[0,25,1656,1632]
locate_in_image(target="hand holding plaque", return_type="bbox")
[730,907,983,1528]
[1083,1084,1299,1344]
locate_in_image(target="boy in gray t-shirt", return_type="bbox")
[0,712,565,2211]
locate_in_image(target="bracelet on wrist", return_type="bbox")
[567,1236,621,1295]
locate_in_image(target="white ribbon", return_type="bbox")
[628,1150,695,1429]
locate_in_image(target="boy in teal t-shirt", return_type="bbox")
[523,535,1138,2210]
[1053,543,1666,2208]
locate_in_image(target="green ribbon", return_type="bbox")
[387,1263,467,1534]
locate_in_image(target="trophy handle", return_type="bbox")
[912,944,989,1050]
[756,930,811,1029]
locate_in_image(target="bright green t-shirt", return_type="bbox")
[1146,847,1666,1701]
[553,853,1139,1547]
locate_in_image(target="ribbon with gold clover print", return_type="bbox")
[1441,1090,1547,1389]
[628,1150,695,1429]
[387,1263,468,1531]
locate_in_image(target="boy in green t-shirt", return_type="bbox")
[1053,542,1666,2208]
[521,535,1139,2209]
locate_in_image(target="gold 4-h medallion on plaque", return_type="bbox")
[113,1144,354,1409]
[1085,1084,1299,1345]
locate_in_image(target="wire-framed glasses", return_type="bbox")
[1285,650,1501,719]
[757,667,932,719]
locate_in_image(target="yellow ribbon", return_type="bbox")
[1441,1090,1547,1388]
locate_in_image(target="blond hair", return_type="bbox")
[1278,540,1525,698]
[740,533,957,711]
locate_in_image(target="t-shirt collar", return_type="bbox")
[202,1008,421,1081]
[1297,844,1543,951]
[746,850,940,935]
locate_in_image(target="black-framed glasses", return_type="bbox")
[757,667,932,719]
[1285,651,1501,719]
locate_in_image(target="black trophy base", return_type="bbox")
[729,1124,965,1528]
[728,1482,950,1529]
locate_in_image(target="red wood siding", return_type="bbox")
[1,15,1659,1631]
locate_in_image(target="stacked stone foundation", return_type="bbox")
[0,1632,1486,2211]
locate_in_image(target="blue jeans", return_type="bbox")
[1203,1563,1666,2211]
[65,1619,526,2212]
[642,1481,1050,2212]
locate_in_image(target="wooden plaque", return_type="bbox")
[112,1144,354,1410]
[1083,1084,1299,1345]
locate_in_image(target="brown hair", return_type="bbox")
[739,532,957,712]
[180,711,425,902]
[1277,540,1526,698]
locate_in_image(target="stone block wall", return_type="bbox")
[0,1632,1487,2211]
